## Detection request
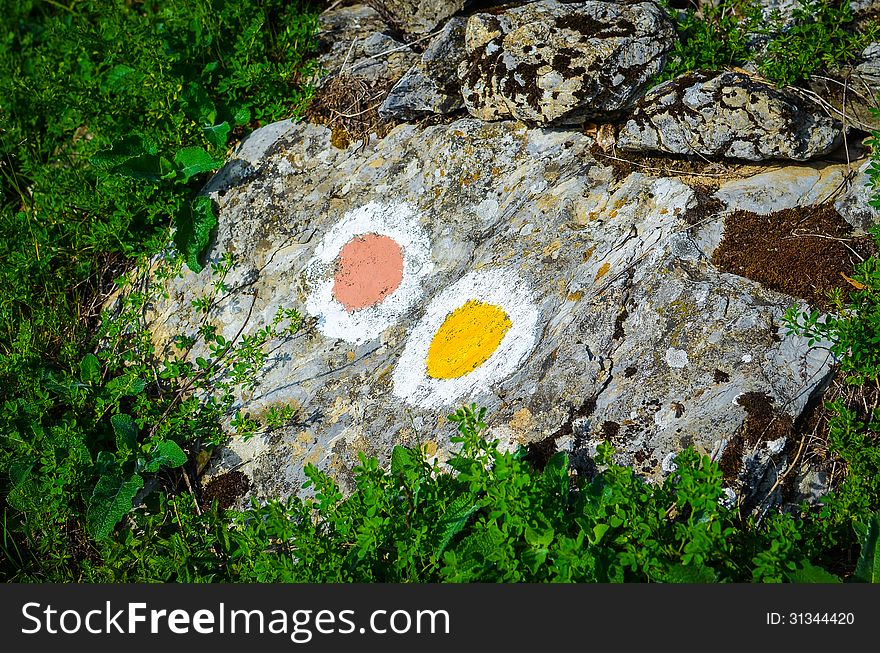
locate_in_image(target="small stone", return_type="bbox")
[617,70,843,161]
[380,17,467,120]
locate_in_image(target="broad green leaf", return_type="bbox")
[785,560,841,584]
[525,526,554,548]
[233,106,251,126]
[101,64,142,92]
[173,146,223,183]
[111,413,138,451]
[79,353,101,384]
[391,445,417,476]
[436,494,479,558]
[174,196,217,273]
[86,474,144,539]
[203,121,231,150]
[854,514,880,583]
[105,373,146,397]
[143,440,187,473]
[182,82,216,125]
[90,135,155,168]
[590,523,610,545]
[7,461,36,511]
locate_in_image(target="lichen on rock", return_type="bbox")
[458,0,676,124]
[617,70,843,161]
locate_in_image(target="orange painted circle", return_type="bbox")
[332,233,404,312]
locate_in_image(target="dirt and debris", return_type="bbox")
[201,470,251,510]
[305,72,397,148]
[712,203,875,309]
[718,392,793,485]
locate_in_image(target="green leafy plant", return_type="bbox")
[657,0,877,86]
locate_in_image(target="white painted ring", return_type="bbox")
[393,268,540,408]
[303,202,434,345]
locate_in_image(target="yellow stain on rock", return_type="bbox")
[426,300,512,379]
[595,262,611,281]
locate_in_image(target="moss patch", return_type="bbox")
[712,204,875,309]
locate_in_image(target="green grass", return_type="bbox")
[2,0,880,583]
[657,0,879,86]
[0,0,321,580]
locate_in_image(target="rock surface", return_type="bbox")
[835,160,880,233]
[380,17,467,119]
[617,70,843,161]
[315,3,418,84]
[366,0,467,36]
[149,117,833,507]
[458,0,676,124]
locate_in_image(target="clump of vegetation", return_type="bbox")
[0,0,320,580]
[658,0,879,86]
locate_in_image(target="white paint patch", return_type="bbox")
[392,268,540,408]
[741,353,753,363]
[303,202,434,344]
[665,347,689,369]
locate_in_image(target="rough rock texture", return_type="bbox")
[380,17,467,119]
[149,118,833,508]
[617,71,843,161]
[366,0,467,36]
[835,160,880,233]
[458,0,676,124]
[314,3,418,84]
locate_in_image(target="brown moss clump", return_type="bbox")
[305,72,395,149]
[712,203,875,309]
[201,470,251,510]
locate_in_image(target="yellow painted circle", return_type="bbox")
[426,300,512,379]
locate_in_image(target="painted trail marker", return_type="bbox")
[303,202,434,344]
[393,268,540,408]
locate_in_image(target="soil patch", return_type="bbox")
[201,470,251,510]
[712,203,875,309]
[590,143,730,183]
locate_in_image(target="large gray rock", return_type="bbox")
[380,17,467,120]
[148,118,832,506]
[458,0,676,124]
[617,71,843,161]
[366,0,466,36]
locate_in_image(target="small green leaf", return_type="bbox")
[143,440,187,473]
[111,413,138,451]
[203,121,231,150]
[105,373,147,397]
[79,353,101,384]
[173,146,223,182]
[174,196,217,273]
[854,514,880,583]
[86,474,144,539]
